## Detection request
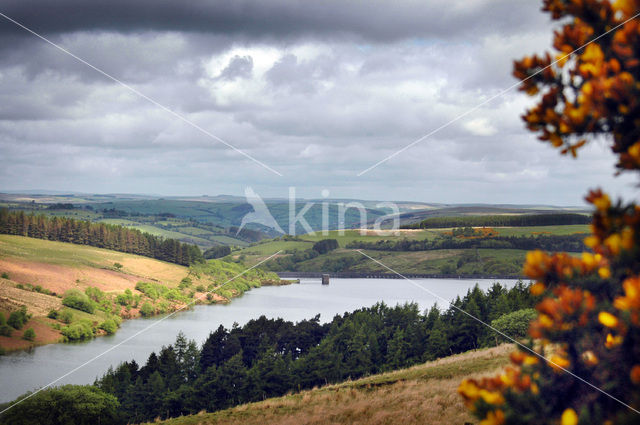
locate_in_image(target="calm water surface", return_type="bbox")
[0,277,518,402]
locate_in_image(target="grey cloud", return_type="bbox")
[264,54,331,94]
[0,0,635,205]
[218,55,253,80]
[0,31,231,84]
[0,0,548,43]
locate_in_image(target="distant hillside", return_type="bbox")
[0,192,587,247]
[235,223,589,276]
[0,235,193,351]
[402,212,591,229]
[145,344,512,425]
[396,206,589,227]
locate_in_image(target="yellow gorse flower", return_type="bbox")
[598,311,619,328]
[605,333,623,348]
[550,354,570,372]
[592,193,611,211]
[479,409,505,425]
[561,408,579,425]
[479,389,505,405]
[614,276,640,312]
[604,234,622,255]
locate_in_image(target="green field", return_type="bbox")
[176,226,217,236]
[299,229,440,245]
[0,234,130,268]
[209,235,250,246]
[491,224,590,236]
[98,218,142,226]
[128,224,212,244]
[242,239,315,255]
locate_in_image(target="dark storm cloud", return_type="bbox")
[0,0,547,42]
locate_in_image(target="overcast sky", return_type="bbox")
[0,0,637,205]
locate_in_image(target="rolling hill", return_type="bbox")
[0,192,588,250]
[233,224,589,276]
[0,235,276,352]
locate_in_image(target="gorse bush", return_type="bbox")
[135,281,167,300]
[178,276,192,289]
[459,2,640,424]
[84,286,105,303]
[22,328,35,341]
[62,289,96,314]
[0,312,11,337]
[7,306,29,330]
[139,302,154,317]
[61,320,94,341]
[115,289,134,306]
[58,309,74,324]
[99,319,118,335]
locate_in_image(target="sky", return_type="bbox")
[0,0,637,206]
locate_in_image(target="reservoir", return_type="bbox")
[0,277,520,402]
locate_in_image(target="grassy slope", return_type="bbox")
[0,235,282,352]
[0,235,195,351]
[146,344,513,425]
[0,234,189,283]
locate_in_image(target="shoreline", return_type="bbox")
[0,278,297,355]
[276,271,526,280]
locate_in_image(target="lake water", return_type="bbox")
[0,277,519,402]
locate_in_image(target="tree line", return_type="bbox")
[403,213,590,229]
[0,209,203,265]
[14,281,532,424]
[346,233,587,252]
